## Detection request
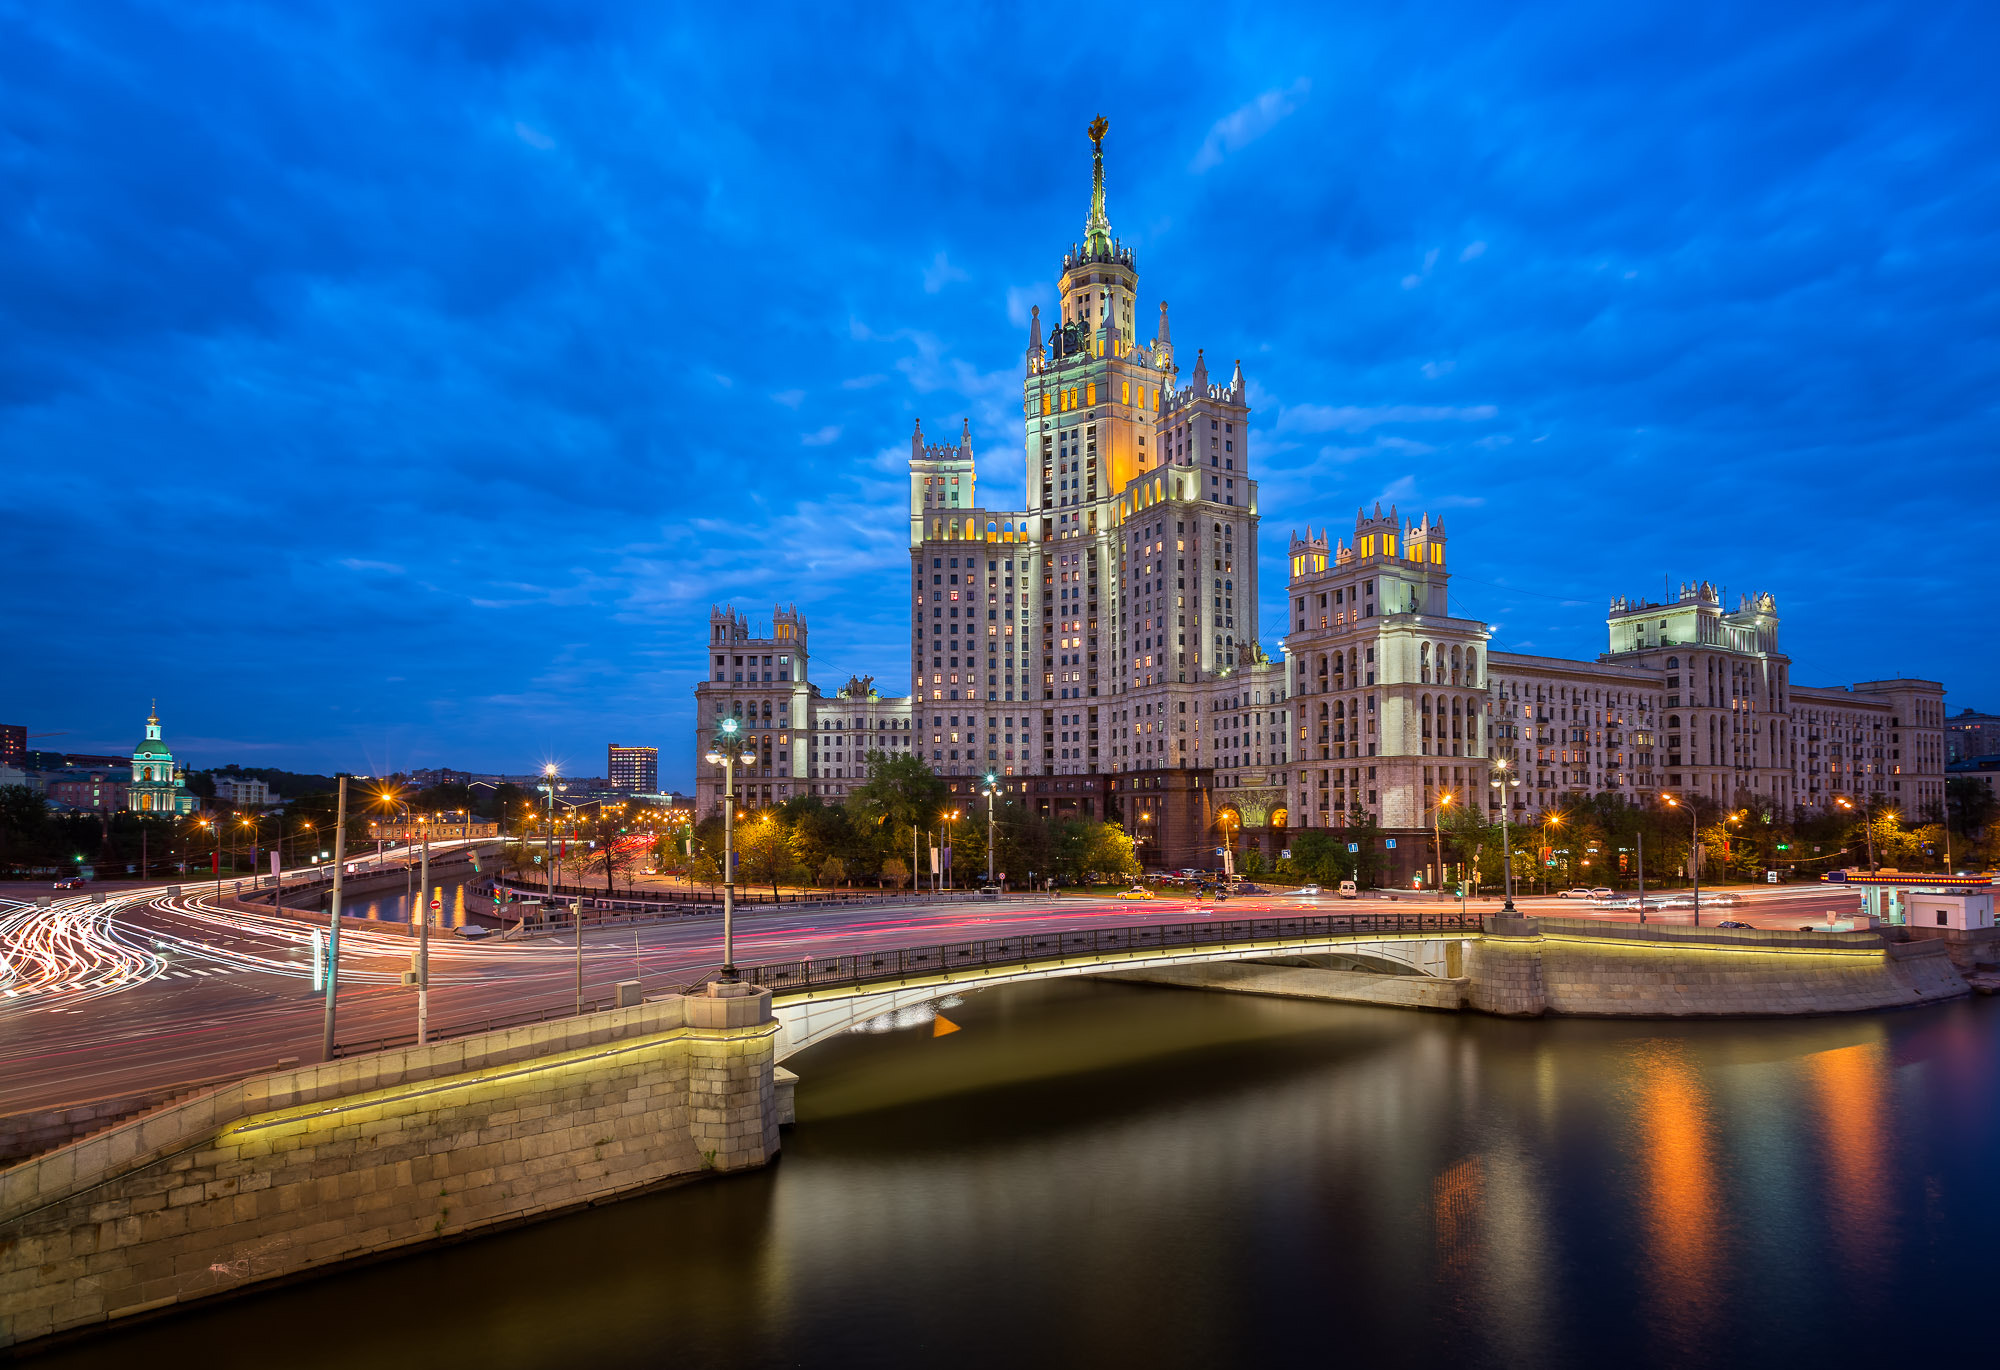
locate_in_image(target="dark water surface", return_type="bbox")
[30,982,2000,1369]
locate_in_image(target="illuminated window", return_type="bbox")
[1384,534,1398,557]
[1122,380,1131,405]
[1087,382,1097,406]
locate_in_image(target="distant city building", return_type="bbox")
[213,776,275,807]
[127,707,197,814]
[1947,754,2000,808]
[607,744,659,793]
[0,724,24,767]
[45,771,128,812]
[1945,709,2000,763]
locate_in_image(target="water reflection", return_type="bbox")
[22,983,2000,1370]
[1628,1039,1724,1357]
[340,879,472,927]
[1808,1040,1893,1279]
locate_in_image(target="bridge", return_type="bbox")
[733,910,1483,1059]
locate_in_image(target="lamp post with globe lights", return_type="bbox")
[981,773,1000,885]
[1490,760,1521,911]
[705,718,759,979]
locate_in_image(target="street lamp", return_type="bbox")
[704,717,758,980]
[1490,759,1521,911]
[1432,792,1453,902]
[375,786,435,1044]
[981,773,999,885]
[1661,793,1702,926]
[1835,796,1889,872]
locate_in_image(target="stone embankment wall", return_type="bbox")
[1102,962,1469,1010]
[1466,917,1970,1017]
[0,984,779,1351]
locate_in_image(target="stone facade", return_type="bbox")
[0,987,779,1351]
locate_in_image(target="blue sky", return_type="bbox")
[4,1,1996,787]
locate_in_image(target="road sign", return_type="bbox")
[1347,843,1359,853]
[1281,849,1291,859]
[1385,838,1397,849]
[430,898,442,911]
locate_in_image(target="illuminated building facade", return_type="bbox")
[692,119,1950,873]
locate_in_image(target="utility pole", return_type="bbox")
[320,775,347,1062]
[1636,827,1647,924]
[416,815,430,1045]
[574,897,584,1013]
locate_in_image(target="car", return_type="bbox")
[1116,886,1154,900]
[1559,888,1596,899]
[1715,920,1751,930]
[1296,884,1323,897]
[1338,880,1359,899]
[452,924,491,939]
[1591,887,1614,899]
[51,875,85,890]
[978,884,1001,898]
[1236,883,1265,895]
[1798,925,1821,933]
[1659,894,1696,908]
[1707,892,1741,906]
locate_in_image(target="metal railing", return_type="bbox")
[332,994,627,1058]
[729,910,1482,996]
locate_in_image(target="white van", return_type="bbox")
[1338,879,1359,899]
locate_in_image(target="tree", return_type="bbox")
[846,752,945,835]
[817,855,847,888]
[1946,777,1996,841]
[736,815,799,897]
[880,855,910,889]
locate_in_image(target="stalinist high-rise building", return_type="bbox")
[693,119,1947,879]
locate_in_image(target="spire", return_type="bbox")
[1230,357,1244,398]
[1026,304,1043,371]
[960,416,971,452]
[1192,348,1208,390]
[1153,300,1174,373]
[911,417,923,462]
[1084,115,1113,257]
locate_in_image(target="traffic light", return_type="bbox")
[1776,843,1790,851]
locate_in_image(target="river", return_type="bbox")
[28,981,2000,1369]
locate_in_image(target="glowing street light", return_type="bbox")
[704,716,759,979]
[1661,793,1703,926]
[1490,759,1521,911]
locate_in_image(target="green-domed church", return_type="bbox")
[128,705,196,814]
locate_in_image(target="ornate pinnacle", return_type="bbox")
[1085,114,1112,256]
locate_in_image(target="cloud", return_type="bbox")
[513,121,555,151]
[1460,241,1487,262]
[801,425,841,446]
[841,374,887,389]
[1191,79,1310,173]
[771,389,804,408]
[922,251,969,293]
[1276,404,1499,433]
[339,558,406,575]
[1006,284,1049,329]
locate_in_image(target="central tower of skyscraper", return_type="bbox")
[907,117,1268,782]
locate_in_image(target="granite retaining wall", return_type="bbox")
[0,984,779,1351]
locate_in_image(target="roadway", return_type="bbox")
[0,877,1860,1117]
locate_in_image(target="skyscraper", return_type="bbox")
[607,743,659,794]
[906,116,1282,793]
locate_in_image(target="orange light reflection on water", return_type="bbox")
[1807,1040,1892,1278]
[1630,1040,1723,1353]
